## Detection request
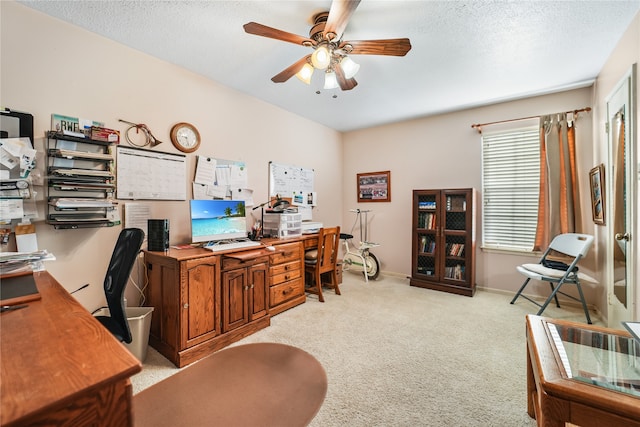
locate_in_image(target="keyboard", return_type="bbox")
[204,240,262,252]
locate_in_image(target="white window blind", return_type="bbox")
[482,125,540,252]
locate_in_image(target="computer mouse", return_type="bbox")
[265,246,276,251]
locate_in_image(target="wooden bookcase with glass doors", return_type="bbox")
[410,189,476,296]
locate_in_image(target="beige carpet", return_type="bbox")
[131,272,601,426]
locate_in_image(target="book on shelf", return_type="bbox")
[420,238,435,254]
[446,196,467,211]
[418,201,436,210]
[418,212,436,229]
[444,264,465,280]
[446,243,465,256]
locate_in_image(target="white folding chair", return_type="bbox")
[510,233,594,324]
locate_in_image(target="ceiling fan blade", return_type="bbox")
[324,0,361,41]
[243,22,314,47]
[334,63,358,91]
[340,39,412,56]
[271,55,311,83]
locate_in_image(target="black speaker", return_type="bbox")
[148,219,169,251]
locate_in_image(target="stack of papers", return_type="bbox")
[50,168,112,177]
[54,149,113,161]
[51,198,114,208]
[0,250,56,275]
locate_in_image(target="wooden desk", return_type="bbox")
[526,315,640,427]
[144,234,319,368]
[0,271,142,427]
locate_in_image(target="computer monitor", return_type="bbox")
[189,199,248,243]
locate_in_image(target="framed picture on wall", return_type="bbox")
[357,170,391,202]
[589,164,605,225]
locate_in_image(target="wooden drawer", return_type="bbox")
[270,277,304,306]
[270,242,302,265]
[221,254,269,271]
[270,259,300,276]
[271,267,301,286]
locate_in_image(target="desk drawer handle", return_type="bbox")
[284,274,290,280]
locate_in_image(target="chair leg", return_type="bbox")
[315,269,324,303]
[575,282,592,324]
[536,280,567,316]
[510,278,531,304]
[548,283,561,308]
[331,268,341,296]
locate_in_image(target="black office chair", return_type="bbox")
[94,228,145,343]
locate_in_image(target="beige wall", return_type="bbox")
[1,2,342,310]
[342,89,595,297]
[3,1,637,318]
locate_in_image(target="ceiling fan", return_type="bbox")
[243,0,411,91]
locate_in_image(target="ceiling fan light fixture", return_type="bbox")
[341,56,360,79]
[311,45,331,69]
[295,63,314,84]
[324,70,339,89]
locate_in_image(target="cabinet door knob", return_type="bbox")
[183,303,189,309]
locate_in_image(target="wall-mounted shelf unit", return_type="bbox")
[46,131,117,229]
[410,188,476,296]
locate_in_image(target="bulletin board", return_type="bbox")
[268,161,314,198]
[116,146,187,200]
[192,155,249,201]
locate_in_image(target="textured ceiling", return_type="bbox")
[17,1,640,132]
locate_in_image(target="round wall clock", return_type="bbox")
[170,122,201,153]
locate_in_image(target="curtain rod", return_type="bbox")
[471,107,591,133]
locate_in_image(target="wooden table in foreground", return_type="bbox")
[0,271,142,427]
[526,314,640,427]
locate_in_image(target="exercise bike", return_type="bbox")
[340,209,381,282]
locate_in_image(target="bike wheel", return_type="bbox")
[364,252,380,280]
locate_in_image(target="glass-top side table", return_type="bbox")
[525,315,640,427]
[548,321,640,397]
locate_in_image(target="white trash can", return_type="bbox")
[94,306,154,362]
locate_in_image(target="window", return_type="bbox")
[481,124,539,252]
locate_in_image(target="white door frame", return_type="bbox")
[606,64,637,326]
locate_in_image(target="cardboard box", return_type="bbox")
[91,126,120,143]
